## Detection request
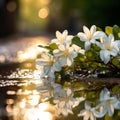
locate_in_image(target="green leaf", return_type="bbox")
[112,58,120,68]
[38,44,51,50]
[38,44,44,48]
[72,36,84,48]
[49,43,58,50]
[86,91,98,101]
[112,84,120,93]
[105,26,113,35]
[96,26,103,31]
[85,49,99,61]
[118,33,120,38]
[105,114,113,120]
[38,43,58,51]
[113,25,120,39]
[73,82,86,90]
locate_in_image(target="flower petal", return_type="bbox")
[51,38,58,43]
[90,25,96,35]
[56,31,62,39]
[59,57,67,66]
[107,104,114,116]
[93,31,106,39]
[58,44,65,51]
[85,101,91,110]
[77,32,88,41]
[115,40,120,48]
[100,50,110,64]
[110,49,118,56]
[83,112,90,120]
[90,112,96,120]
[93,108,106,118]
[83,26,91,37]
[85,41,91,50]
[114,101,120,109]
[100,88,110,101]
[78,110,87,117]
[67,57,72,66]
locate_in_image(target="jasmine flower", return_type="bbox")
[53,43,77,66]
[51,30,73,45]
[54,89,85,116]
[95,88,120,117]
[36,52,61,78]
[96,34,120,64]
[78,101,96,120]
[77,25,105,50]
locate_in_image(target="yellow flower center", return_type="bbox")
[106,45,112,50]
[48,60,54,66]
[60,38,64,43]
[87,35,92,41]
[106,100,111,106]
[64,49,69,57]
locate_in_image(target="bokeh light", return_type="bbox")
[38,7,49,19]
[6,1,17,12]
[40,0,51,5]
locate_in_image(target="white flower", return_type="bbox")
[37,79,63,100]
[51,30,73,45]
[36,53,61,78]
[96,34,120,64]
[53,43,77,66]
[78,101,96,120]
[72,44,85,54]
[77,25,105,50]
[54,89,85,116]
[95,88,120,117]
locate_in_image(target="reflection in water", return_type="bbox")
[4,68,56,120]
[7,90,55,120]
[0,36,56,120]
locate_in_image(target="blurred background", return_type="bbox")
[0,0,120,38]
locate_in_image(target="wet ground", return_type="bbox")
[0,33,120,120]
[0,34,52,120]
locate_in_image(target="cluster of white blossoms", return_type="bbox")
[77,25,120,64]
[36,29,78,79]
[37,25,120,79]
[78,88,120,120]
[36,25,120,119]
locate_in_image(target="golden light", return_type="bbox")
[19,99,26,108]
[6,99,14,105]
[27,94,40,106]
[0,55,5,63]
[38,7,49,19]
[6,105,13,113]
[9,92,55,120]
[17,49,36,63]
[7,90,16,95]
[23,0,30,4]
[36,111,54,120]
[16,37,49,63]
[6,1,17,12]
[39,102,50,111]
[40,0,51,5]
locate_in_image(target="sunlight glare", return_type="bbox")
[38,7,49,19]
[40,0,51,5]
[10,93,55,120]
[16,37,49,62]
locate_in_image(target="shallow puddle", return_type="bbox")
[0,35,54,120]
